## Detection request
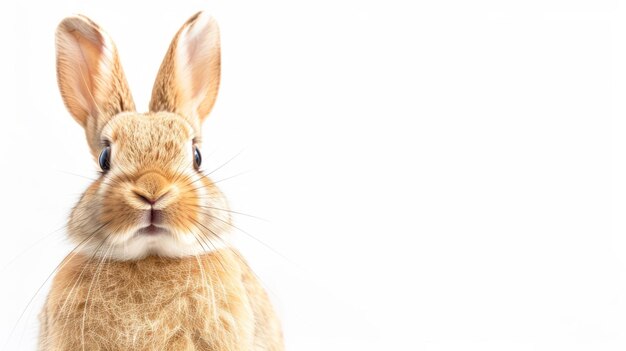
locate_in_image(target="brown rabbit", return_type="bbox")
[38,12,283,351]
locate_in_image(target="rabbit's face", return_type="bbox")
[56,12,224,259]
[67,112,231,260]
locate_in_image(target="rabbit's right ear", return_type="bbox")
[149,12,220,133]
[56,15,135,154]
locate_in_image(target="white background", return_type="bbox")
[0,0,625,350]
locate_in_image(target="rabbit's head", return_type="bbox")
[56,12,230,260]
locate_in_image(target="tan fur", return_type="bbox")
[40,12,283,350]
[39,250,282,351]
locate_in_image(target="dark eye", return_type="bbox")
[99,146,111,171]
[193,145,202,169]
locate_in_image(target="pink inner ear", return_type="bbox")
[186,38,209,102]
[72,32,106,116]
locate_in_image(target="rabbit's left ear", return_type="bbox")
[56,15,135,155]
[150,12,221,129]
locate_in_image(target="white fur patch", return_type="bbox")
[109,230,231,261]
[78,224,232,261]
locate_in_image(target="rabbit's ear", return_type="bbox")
[150,12,220,128]
[56,15,135,153]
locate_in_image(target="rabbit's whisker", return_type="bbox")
[81,236,114,351]
[190,203,268,222]
[184,217,228,273]
[194,209,291,265]
[204,150,244,177]
[6,221,111,350]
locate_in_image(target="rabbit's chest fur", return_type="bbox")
[38,249,268,351]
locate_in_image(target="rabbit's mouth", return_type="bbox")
[131,208,169,236]
[136,224,168,236]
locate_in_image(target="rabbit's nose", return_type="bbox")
[133,191,168,206]
[132,172,172,207]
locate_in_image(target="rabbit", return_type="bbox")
[38,12,283,351]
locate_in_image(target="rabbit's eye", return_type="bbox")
[99,146,111,171]
[193,145,202,169]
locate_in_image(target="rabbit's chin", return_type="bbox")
[78,228,231,261]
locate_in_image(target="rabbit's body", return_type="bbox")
[39,249,282,350]
[39,12,283,350]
